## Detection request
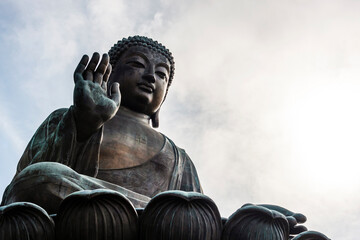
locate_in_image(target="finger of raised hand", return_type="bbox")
[74,55,89,83]
[101,80,107,93]
[83,52,100,81]
[103,63,112,83]
[110,82,121,107]
[101,63,112,93]
[94,53,110,84]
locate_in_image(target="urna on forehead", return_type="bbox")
[108,36,175,86]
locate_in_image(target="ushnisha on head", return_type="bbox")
[108,36,175,128]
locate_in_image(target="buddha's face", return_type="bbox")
[108,46,170,116]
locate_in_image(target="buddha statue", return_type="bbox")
[1,36,202,214]
[0,36,331,240]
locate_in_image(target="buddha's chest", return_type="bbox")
[97,138,176,197]
[99,118,165,169]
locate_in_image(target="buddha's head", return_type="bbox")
[108,36,175,127]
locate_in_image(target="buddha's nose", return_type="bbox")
[143,66,156,83]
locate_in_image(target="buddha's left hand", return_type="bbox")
[242,203,307,237]
[257,204,307,237]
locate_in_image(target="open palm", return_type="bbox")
[73,53,121,140]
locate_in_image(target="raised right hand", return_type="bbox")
[73,53,121,141]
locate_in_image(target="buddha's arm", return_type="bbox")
[168,143,203,193]
[14,53,120,179]
[15,107,103,178]
[179,150,203,193]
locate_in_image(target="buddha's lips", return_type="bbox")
[137,83,154,93]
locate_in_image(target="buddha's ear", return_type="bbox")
[151,110,160,128]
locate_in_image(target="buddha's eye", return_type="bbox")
[156,71,167,80]
[127,61,145,68]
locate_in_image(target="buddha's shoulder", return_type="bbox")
[159,133,188,156]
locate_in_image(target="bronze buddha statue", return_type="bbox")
[0,36,330,240]
[1,36,202,214]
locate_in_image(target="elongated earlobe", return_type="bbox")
[151,110,160,128]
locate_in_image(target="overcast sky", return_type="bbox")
[1,0,360,239]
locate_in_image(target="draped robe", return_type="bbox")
[2,107,202,212]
